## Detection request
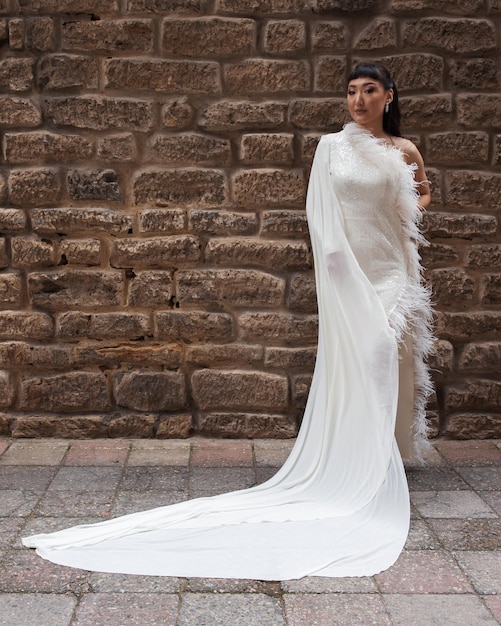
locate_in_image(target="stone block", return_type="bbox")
[192,369,288,411]
[133,169,227,207]
[197,412,296,438]
[8,18,25,49]
[139,209,186,233]
[261,210,308,237]
[105,58,221,93]
[28,270,123,309]
[445,379,501,412]
[289,98,347,129]
[292,373,312,408]
[162,17,255,56]
[314,56,345,93]
[109,413,156,438]
[288,273,317,312]
[28,16,55,51]
[264,346,317,369]
[0,57,33,91]
[0,311,53,339]
[447,170,501,210]
[300,133,322,161]
[19,0,118,11]
[449,59,499,89]
[239,311,318,343]
[161,97,194,130]
[4,131,93,164]
[97,134,137,162]
[157,414,192,438]
[205,237,311,270]
[59,238,101,266]
[426,132,488,165]
[73,343,182,369]
[0,172,5,204]
[110,236,201,268]
[127,270,174,306]
[177,268,285,307]
[482,274,501,305]
[11,415,109,438]
[62,19,153,53]
[430,268,475,306]
[19,372,110,412]
[311,21,348,51]
[188,210,257,235]
[467,244,501,268]
[403,18,496,54]
[127,0,209,11]
[8,168,60,207]
[156,310,234,342]
[233,169,305,206]
[419,243,459,268]
[67,168,122,202]
[354,17,396,50]
[428,340,454,373]
[45,96,154,131]
[0,96,41,127]
[199,100,286,131]
[113,370,186,411]
[435,311,501,340]
[0,209,26,233]
[240,133,294,165]
[0,273,22,307]
[146,133,231,166]
[58,312,150,340]
[11,236,57,268]
[264,20,306,54]
[31,207,132,235]
[400,95,453,129]
[0,238,8,268]
[225,59,309,94]
[186,343,263,367]
[459,342,501,373]
[378,54,443,92]
[0,341,72,368]
[313,0,378,10]
[445,413,501,440]
[218,0,308,13]
[0,371,15,409]
[457,95,501,128]
[37,54,98,90]
[424,212,497,239]
[391,0,483,13]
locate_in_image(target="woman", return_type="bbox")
[23,62,433,579]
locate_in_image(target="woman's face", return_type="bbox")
[347,77,393,130]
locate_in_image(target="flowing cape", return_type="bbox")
[22,124,433,579]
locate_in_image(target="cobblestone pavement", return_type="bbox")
[0,437,500,626]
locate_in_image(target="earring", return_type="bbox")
[385,103,389,113]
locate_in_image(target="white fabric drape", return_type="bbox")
[23,123,433,579]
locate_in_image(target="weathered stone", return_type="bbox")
[11,236,57,268]
[0,311,53,339]
[264,20,306,54]
[156,310,234,342]
[11,415,109,438]
[28,270,124,309]
[314,56,345,93]
[0,412,9,435]
[109,413,155,438]
[45,96,154,131]
[426,132,488,165]
[377,54,443,92]
[391,0,483,13]
[424,212,497,239]
[73,343,182,368]
[0,96,40,127]
[8,168,59,207]
[105,58,221,93]
[67,169,122,202]
[449,59,499,89]
[240,133,294,164]
[205,237,311,270]
[311,21,348,51]
[4,131,93,164]
[0,209,25,233]
[0,172,5,204]
[97,134,137,162]
[482,274,501,305]
[37,54,98,90]
[28,16,55,51]
[178,268,285,307]
[162,17,255,56]
[292,373,312,409]
[31,208,132,235]
[460,342,501,373]
[19,0,118,11]
[400,95,453,129]
[0,341,72,368]
[58,312,150,340]
[218,0,308,14]
[157,413,192,438]
[264,346,317,369]
[188,210,257,235]
[435,312,501,340]
[0,58,33,91]
[133,169,227,207]
[139,209,186,233]
[403,18,496,54]
[128,271,174,306]
[289,98,347,129]
[110,236,201,268]
[186,343,263,366]
[146,133,231,166]
[354,18,396,50]
[0,273,21,307]
[199,100,286,131]
[19,372,110,412]
[445,413,501,439]
[313,0,378,10]
[225,60,309,94]
[197,412,296,438]
[113,370,186,411]
[428,339,454,373]
[447,171,501,210]
[419,243,460,268]
[300,133,322,161]
[261,210,308,237]
[192,369,288,410]
[161,97,194,129]
[233,169,305,206]
[59,239,101,266]
[127,0,209,12]
[288,274,317,312]
[0,239,8,269]
[239,312,318,343]
[457,95,501,128]
[8,18,25,49]
[62,19,153,53]
[467,245,501,268]
[446,379,501,412]
[430,268,475,306]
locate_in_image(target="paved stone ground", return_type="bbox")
[0,437,500,626]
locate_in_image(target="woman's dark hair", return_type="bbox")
[347,62,401,137]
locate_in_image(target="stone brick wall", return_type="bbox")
[0,0,500,440]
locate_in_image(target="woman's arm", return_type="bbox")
[402,141,431,210]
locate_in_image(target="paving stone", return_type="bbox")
[178,593,284,626]
[189,467,256,497]
[112,490,187,516]
[127,440,190,466]
[282,575,377,593]
[120,466,188,492]
[454,551,501,594]
[72,593,179,626]
[184,578,281,594]
[483,595,501,622]
[0,517,24,550]
[0,440,68,465]
[256,467,278,484]
[191,439,254,467]
[48,466,122,492]
[383,594,497,626]
[35,490,114,518]
[88,572,181,593]
[253,439,295,467]
[375,551,472,593]
[434,440,501,466]
[481,491,501,516]
[428,519,501,551]
[455,466,501,491]
[0,490,40,517]
[20,516,102,548]
[284,594,391,626]
[0,593,76,626]
[406,466,469,491]
[404,519,442,550]
[0,466,56,490]
[411,490,497,519]
[405,445,444,468]
[64,440,130,466]
[0,440,8,455]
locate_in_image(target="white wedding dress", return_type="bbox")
[23,123,433,579]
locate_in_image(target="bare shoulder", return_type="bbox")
[392,137,423,165]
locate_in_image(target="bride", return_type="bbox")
[23,62,433,580]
